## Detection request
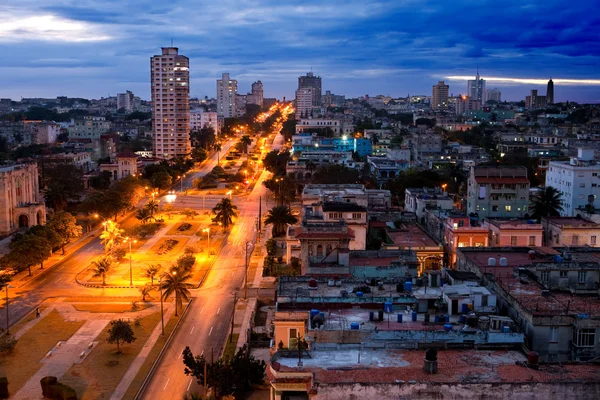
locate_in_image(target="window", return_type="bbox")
[573,329,596,347]
[540,270,549,282]
[580,183,586,188]
[328,212,342,219]
[505,205,511,212]
[511,236,517,246]
[550,327,558,343]
[351,213,362,219]
[560,271,568,278]
[492,205,499,212]
[578,271,587,283]
[572,235,579,245]
[529,236,536,246]
[289,328,297,339]
[592,236,597,245]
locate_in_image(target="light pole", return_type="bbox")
[178,175,184,192]
[125,237,137,287]
[226,190,232,200]
[5,284,14,334]
[159,274,165,336]
[202,227,210,249]
[244,241,253,300]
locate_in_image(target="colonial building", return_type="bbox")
[0,163,46,236]
[98,151,141,182]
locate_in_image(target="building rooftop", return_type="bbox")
[271,349,600,384]
[386,224,440,248]
[486,219,543,229]
[322,202,367,212]
[303,184,366,197]
[542,216,600,228]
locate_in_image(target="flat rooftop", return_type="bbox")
[272,349,600,384]
[387,224,440,248]
[543,217,600,228]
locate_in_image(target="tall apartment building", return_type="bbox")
[247,81,264,107]
[295,87,314,118]
[545,149,600,216]
[216,73,238,118]
[467,165,530,218]
[298,72,322,105]
[467,71,487,104]
[117,90,135,112]
[431,81,449,109]
[487,88,501,102]
[150,47,191,159]
[547,79,554,104]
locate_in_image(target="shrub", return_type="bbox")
[177,254,196,271]
[0,335,17,354]
[183,245,197,255]
[112,246,127,261]
[40,376,77,400]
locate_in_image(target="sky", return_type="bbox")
[0,0,599,103]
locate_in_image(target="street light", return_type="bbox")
[159,274,165,336]
[5,284,14,334]
[226,190,232,199]
[177,175,184,192]
[202,227,210,249]
[244,241,254,300]
[124,237,137,287]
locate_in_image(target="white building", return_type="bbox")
[467,71,487,104]
[190,110,219,134]
[216,73,238,118]
[150,47,191,158]
[117,90,135,112]
[295,87,314,119]
[23,121,60,144]
[295,118,354,136]
[405,187,454,222]
[545,149,600,216]
[69,116,111,139]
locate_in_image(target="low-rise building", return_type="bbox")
[98,150,141,182]
[484,219,543,247]
[404,187,454,223]
[189,110,219,134]
[68,116,112,139]
[541,216,600,247]
[444,216,489,266]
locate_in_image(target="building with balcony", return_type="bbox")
[467,165,530,218]
[0,163,46,235]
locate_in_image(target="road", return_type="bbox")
[140,132,285,399]
[0,139,235,330]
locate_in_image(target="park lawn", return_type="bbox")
[166,221,202,236]
[72,303,154,313]
[121,313,179,399]
[0,309,85,394]
[61,312,162,400]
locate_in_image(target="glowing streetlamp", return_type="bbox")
[226,190,232,199]
[124,237,137,287]
[202,227,210,248]
[159,274,165,336]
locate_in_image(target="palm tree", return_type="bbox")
[264,206,298,237]
[240,135,252,154]
[91,256,112,286]
[531,186,564,220]
[136,208,152,224]
[213,142,222,165]
[145,199,160,219]
[212,198,238,231]
[161,268,193,316]
[139,283,154,301]
[144,263,162,285]
[100,221,124,254]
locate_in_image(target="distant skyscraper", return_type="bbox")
[487,88,502,102]
[295,87,314,118]
[217,73,238,118]
[467,70,487,104]
[117,90,135,112]
[298,72,322,105]
[248,81,264,108]
[150,47,190,159]
[547,79,554,104]
[431,81,449,109]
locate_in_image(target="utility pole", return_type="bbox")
[230,292,237,342]
[258,196,262,233]
[245,241,249,299]
[203,361,207,400]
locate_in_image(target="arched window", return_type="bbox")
[316,244,324,257]
[326,245,332,255]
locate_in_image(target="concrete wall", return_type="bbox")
[312,382,600,400]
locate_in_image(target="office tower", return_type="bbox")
[248,81,264,107]
[295,87,314,118]
[150,47,191,159]
[467,70,487,104]
[431,81,449,109]
[547,79,554,104]
[298,72,322,105]
[217,73,238,118]
[487,88,502,102]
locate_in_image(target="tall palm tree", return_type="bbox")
[100,221,124,254]
[91,256,112,286]
[161,268,193,316]
[240,135,252,154]
[145,199,160,219]
[136,208,152,224]
[531,186,564,220]
[264,206,298,237]
[212,198,239,230]
[213,142,222,165]
[144,263,162,286]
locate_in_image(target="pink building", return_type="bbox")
[484,219,543,247]
[541,217,600,247]
[444,216,488,266]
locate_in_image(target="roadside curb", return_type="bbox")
[134,298,194,400]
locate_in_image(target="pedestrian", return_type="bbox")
[36,307,40,318]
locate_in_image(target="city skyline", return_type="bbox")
[0,0,599,102]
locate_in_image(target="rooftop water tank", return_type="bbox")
[350,322,360,330]
[356,291,364,298]
[443,324,453,332]
[499,257,508,267]
[488,257,497,267]
[404,281,413,292]
[384,301,393,313]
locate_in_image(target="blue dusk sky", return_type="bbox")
[0,0,599,103]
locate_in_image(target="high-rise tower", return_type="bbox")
[547,79,554,104]
[217,73,238,118]
[431,81,449,109]
[151,47,191,159]
[298,72,322,105]
[467,70,487,104]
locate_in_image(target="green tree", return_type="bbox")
[42,163,84,211]
[264,206,298,237]
[239,135,252,154]
[191,147,208,163]
[144,199,160,219]
[47,211,83,254]
[136,207,152,224]
[161,268,193,316]
[263,176,297,206]
[262,150,290,176]
[182,208,199,220]
[212,198,238,231]
[265,238,278,257]
[25,225,62,253]
[139,283,154,301]
[8,235,51,276]
[99,220,124,254]
[152,171,172,190]
[311,164,360,185]
[213,142,222,164]
[531,186,564,221]
[91,256,112,286]
[107,319,136,354]
[144,263,162,286]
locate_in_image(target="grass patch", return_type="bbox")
[121,313,179,399]
[0,309,85,393]
[61,312,162,400]
[222,334,239,361]
[63,297,141,303]
[72,303,154,313]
